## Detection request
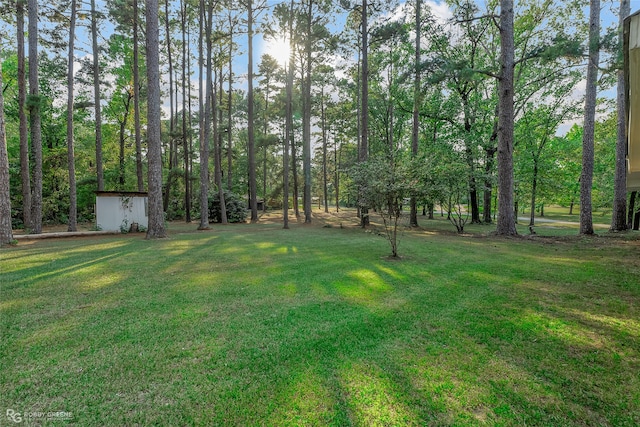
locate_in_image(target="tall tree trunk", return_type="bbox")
[495,0,517,236]
[198,0,212,230]
[17,0,31,229]
[133,0,144,192]
[302,0,313,223]
[359,0,369,227]
[292,131,300,218]
[188,18,194,222]
[227,22,233,191]
[91,0,104,192]
[263,79,269,213]
[321,87,328,213]
[247,0,258,222]
[410,0,421,227]
[182,0,191,222]
[580,0,600,235]
[163,0,175,212]
[145,0,167,238]
[67,0,78,232]
[283,0,294,229]
[227,17,234,191]
[0,57,13,245]
[611,0,630,231]
[28,0,42,234]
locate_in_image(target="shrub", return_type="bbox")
[208,190,248,223]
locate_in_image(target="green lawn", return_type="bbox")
[1,217,639,425]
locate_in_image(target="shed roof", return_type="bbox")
[96,191,148,197]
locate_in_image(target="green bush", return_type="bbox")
[209,190,248,223]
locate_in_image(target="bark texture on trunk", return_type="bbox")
[359,0,370,227]
[611,0,630,231]
[410,0,421,228]
[145,0,167,239]
[67,0,78,232]
[496,0,517,236]
[17,0,31,228]
[580,0,600,235]
[28,0,43,234]
[248,0,258,223]
[0,57,14,245]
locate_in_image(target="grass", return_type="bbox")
[1,211,640,425]
[516,204,612,227]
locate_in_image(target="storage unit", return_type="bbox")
[95,191,148,232]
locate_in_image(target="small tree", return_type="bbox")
[352,157,411,258]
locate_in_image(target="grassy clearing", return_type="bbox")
[1,213,639,425]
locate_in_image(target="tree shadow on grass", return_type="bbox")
[2,227,640,425]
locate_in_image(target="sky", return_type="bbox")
[1,0,640,129]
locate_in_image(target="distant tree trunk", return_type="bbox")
[28,0,42,234]
[247,0,258,223]
[321,86,329,213]
[580,0,600,236]
[91,0,104,192]
[118,93,132,188]
[611,0,630,231]
[292,131,300,218]
[355,32,361,221]
[145,0,167,239]
[262,73,270,214]
[359,0,370,227]
[216,61,228,224]
[334,133,339,212]
[628,191,637,229]
[182,0,192,222]
[529,160,538,227]
[227,18,234,191]
[133,0,144,192]
[495,0,517,236]
[17,0,31,229]
[198,0,212,230]
[483,130,497,224]
[283,0,294,229]
[0,57,13,245]
[410,0,421,228]
[302,0,313,224]
[67,0,78,232]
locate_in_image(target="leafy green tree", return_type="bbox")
[352,155,411,257]
[515,102,575,226]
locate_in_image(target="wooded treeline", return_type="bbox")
[0,0,635,243]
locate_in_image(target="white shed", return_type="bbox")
[95,191,148,232]
[625,10,640,190]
